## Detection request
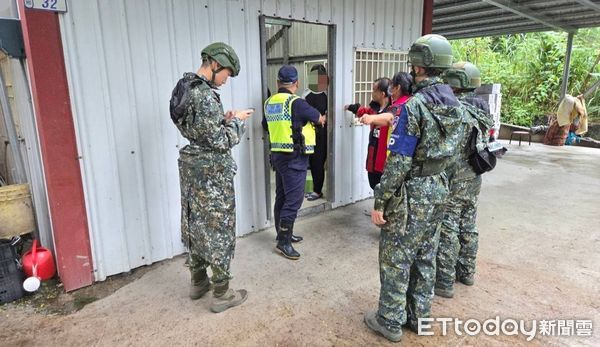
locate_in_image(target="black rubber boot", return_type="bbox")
[276,222,300,260]
[275,220,303,243]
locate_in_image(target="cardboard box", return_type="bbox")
[476,83,501,95]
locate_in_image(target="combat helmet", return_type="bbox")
[444,62,481,90]
[408,34,453,69]
[201,42,241,77]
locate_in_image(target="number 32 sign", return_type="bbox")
[24,0,68,13]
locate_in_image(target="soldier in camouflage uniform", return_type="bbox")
[435,62,494,298]
[170,42,253,313]
[363,34,468,342]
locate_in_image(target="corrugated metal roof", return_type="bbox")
[433,0,600,39]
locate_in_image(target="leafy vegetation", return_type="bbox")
[450,28,600,126]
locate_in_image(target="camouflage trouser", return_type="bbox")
[188,244,230,284]
[179,153,237,286]
[377,202,444,332]
[436,175,481,289]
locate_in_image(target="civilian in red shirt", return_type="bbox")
[390,72,413,108]
[350,73,413,189]
[345,77,393,189]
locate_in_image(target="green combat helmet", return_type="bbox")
[444,62,481,90]
[201,42,241,77]
[408,34,453,69]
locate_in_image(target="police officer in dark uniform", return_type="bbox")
[264,65,325,260]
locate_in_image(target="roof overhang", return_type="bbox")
[433,0,600,39]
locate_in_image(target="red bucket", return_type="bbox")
[22,240,56,281]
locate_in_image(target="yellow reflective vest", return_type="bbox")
[264,93,316,154]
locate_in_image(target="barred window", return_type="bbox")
[353,49,409,107]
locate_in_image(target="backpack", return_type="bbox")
[467,128,496,174]
[169,73,206,124]
[464,105,497,175]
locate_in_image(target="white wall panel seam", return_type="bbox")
[88,0,126,276]
[289,0,295,19]
[243,0,261,231]
[162,0,182,256]
[141,2,165,265]
[95,0,134,272]
[221,0,242,235]
[187,1,197,75]
[318,0,323,23]
[150,1,172,260]
[208,0,215,43]
[165,0,183,256]
[117,0,154,267]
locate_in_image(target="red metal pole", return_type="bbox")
[422,0,434,35]
[17,4,93,291]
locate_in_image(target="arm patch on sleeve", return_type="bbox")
[388,105,418,156]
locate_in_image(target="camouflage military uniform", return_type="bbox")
[374,77,466,332]
[172,73,246,285]
[436,92,493,289]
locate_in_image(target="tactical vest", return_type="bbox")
[405,83,467,176]
[265,93,316,154]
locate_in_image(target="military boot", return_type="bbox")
[189,269,211,300]
[210,282,248,313]
[458,274,474,286]
[276,222,300,260]
[434,285,454,298]
[364,310,402,342]
[456,266,475,286]
[275,220,303,243]
[402,320,419,333]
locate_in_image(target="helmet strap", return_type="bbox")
[209,59,225,84]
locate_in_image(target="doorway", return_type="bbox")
[259,16,336,221]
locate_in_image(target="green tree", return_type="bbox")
[450,28,600,126]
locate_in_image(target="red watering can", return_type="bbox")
[22,240,56,292]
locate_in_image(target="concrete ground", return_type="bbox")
[1,140,599,346]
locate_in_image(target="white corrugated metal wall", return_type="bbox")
[58,0,423,281]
